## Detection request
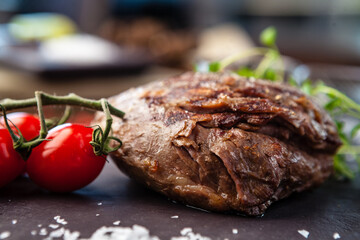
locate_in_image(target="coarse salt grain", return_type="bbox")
[232,229,238,234]
[44,225,212,240]
[44,228,65,240]
[43,227,80,240]
[84,225,160,240]
[54,216,68,225]
[298,229,310,239]
[49,224,59,229]
[180,228,192,236]
[97,202,103,206]
[171,216,179,219]
[172,228,211,240]
[12,220,17,224]
[0,231,10,239]
[64,229,80,240]
[333,232,341,239]
[31,230,37,236]
[96,214,100,217]
[39,228,48,236]
[38,224,42,228]
[113,221,121,226]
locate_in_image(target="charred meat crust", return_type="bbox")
[95,72,341,215]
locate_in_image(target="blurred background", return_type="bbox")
[0,0,359,102]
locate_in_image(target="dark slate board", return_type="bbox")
[0,160,359,240]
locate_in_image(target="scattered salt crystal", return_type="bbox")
[38,224,43,228]
[0,231,11,239]
[31,230,37,236]
[172,228,211,240]
[11,220,17,224]
[49,224,59,229]
[333,232,341,239]
[59,225,211,240]
[39,228,48,236]
[85,225,160,240]
[97,202,103,206]
[180,228,192,236]
[44,228,65,240]
[113,221,121,226]
[171,216,179,219]
[54,216,68,225]
[96,214,100,217]
[298,229,309,239]
[232,229,238,234]
[64,229,80,240]
[44,227,80,240]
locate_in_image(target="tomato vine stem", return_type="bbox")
[0,92,125,118]
[0,91,124,159]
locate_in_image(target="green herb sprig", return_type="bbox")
[195,26,360,179]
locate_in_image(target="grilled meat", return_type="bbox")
[94,72,341,215]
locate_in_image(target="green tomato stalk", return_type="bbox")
[0,91,124,159]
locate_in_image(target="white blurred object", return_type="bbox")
[39,34,121,66]
[195,24,254,62]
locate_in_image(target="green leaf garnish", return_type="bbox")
[263,68,277,81]
[300,79,313,95]
[288,76,298,87]
[351,123,360,139]
[334,155,355,179]
[194,26,360,179]
[324,98,342,112]
[260,26,277,47]
[236,67,256,78]
[209,62,220,72]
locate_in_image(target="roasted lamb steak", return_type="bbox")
[94,72,341,215]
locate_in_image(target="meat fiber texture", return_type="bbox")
[94,72,341,216]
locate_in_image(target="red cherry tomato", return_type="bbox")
[0,129,26,188]
[0,112,40,141]
[27,124,106,192]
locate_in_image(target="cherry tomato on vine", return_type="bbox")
[0,112,40,141]
[27,124,106,192]
[0,129,26,188]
